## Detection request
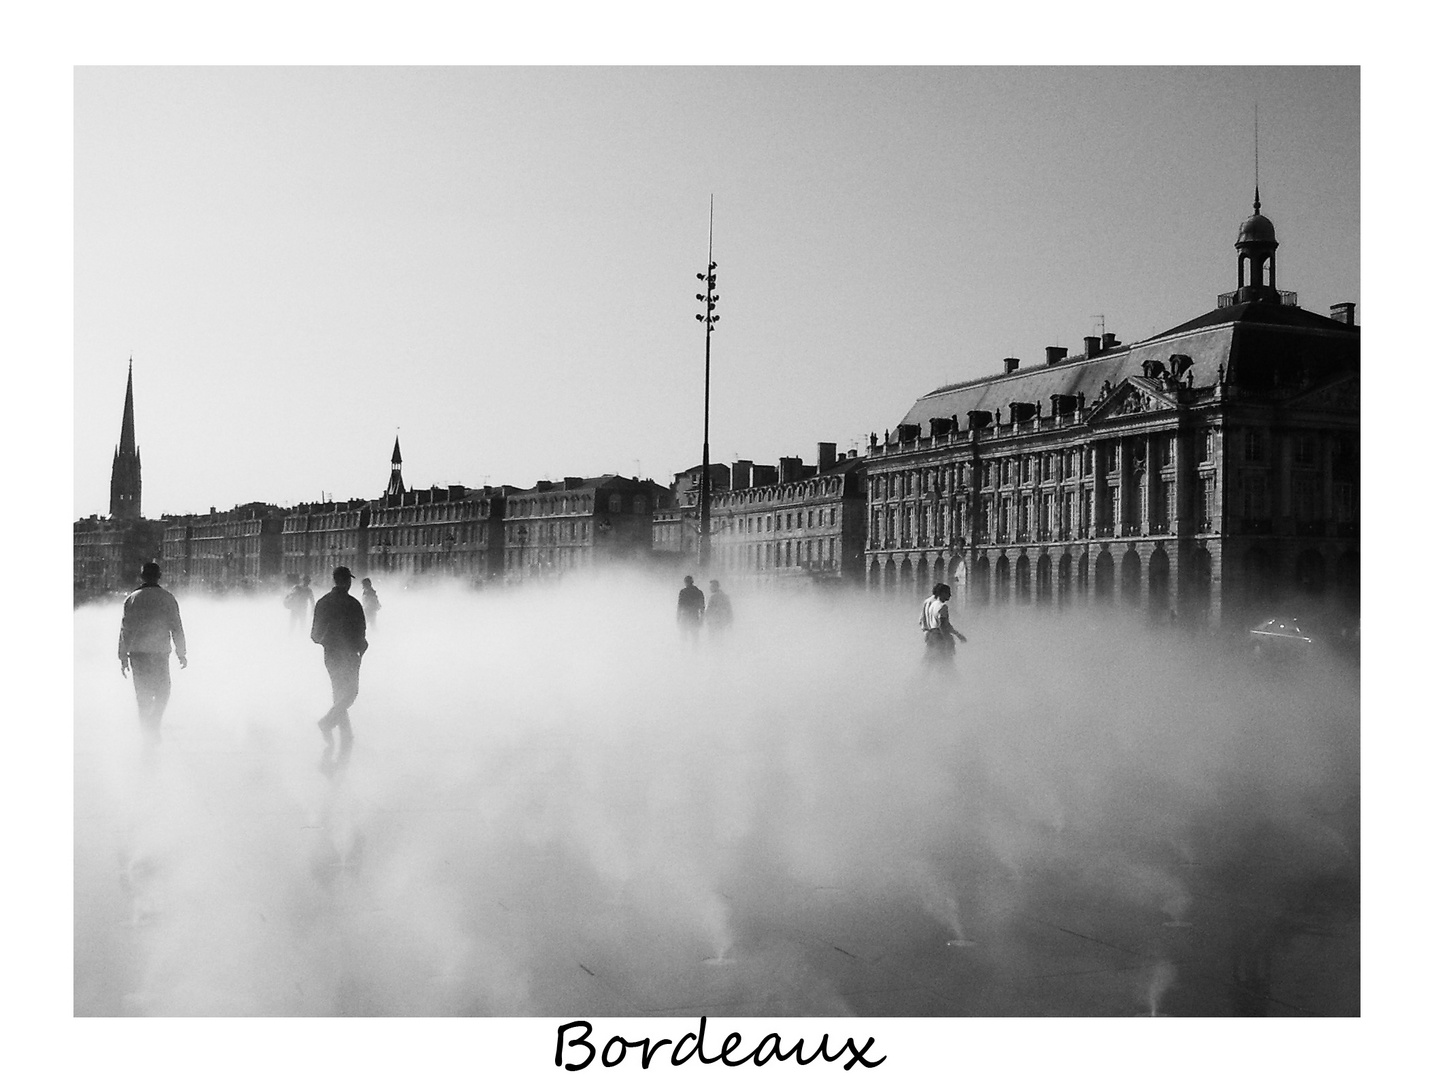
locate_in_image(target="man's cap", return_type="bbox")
[140,562,161,580]
[333,566,355,581]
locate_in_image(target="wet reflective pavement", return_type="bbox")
[76,728,1357,1018]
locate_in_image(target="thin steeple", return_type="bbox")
[1253,101,1261,214]
[110,356,141,519]
[119,356,137,456]
[385,434,406,499]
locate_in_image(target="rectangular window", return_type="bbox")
[1292,474,1319,520]
[1244,430,1264,464]
[1333,481,1355,521]
[1243,473,1267,518]
[1294,435,1318,467]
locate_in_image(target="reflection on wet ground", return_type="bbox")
[76,731,1357,1017]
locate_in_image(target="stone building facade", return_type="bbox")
[74,516,163,598]
[503,475,671,581]
[280,500,370,583]
[706,445,867,586]
[653,463,730,561]
[368,484,509,580]
[163,503,286,590]
[866,196,1358,628]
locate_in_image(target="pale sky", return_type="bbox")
[74,66,1358,518]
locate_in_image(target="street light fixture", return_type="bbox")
[694,196,720,571]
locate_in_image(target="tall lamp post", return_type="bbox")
[694,198,720,570]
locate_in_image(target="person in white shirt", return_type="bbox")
[919,582,966,667]
[118,562,188,737]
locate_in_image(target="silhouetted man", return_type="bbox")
[311,566,368,745]
[919,582,967,668]
[677,575,705,643]
[360,577,381,630]
[705,579,733,634]
[118,562,187,738]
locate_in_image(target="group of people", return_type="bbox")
[117,563,374,753]
[114,565,967,750]
[675,576,733,642]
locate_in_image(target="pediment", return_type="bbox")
[1087,377,1180,423]
[1286,372,1359,414]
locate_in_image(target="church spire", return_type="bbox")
[110,357,141,519]
[385,435,406,499]
[119,357,136,456]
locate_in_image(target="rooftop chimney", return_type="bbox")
[817,442,837,472]
[1045,346,1068,366]
[1330,302,1356,325]
[778,456,803,484]
[1084,335,1101,357]
[731,459,753,490]
[1003,357,1020,374]
[1102,332,1120,350]
[751,464,778,487]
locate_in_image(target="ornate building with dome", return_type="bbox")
[863,194,1359,628]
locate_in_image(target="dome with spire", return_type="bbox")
[1238,211,1276,245]
[1237,187,1277,246]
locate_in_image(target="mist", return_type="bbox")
[75,573,1358,1017]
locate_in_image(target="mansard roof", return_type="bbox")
[899,298,1358,432]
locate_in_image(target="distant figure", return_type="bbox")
[285,574,314,632]
[360,577,381,630]
[117,562,188,738]
[676,575,705,642]
[311,566,368,746]
[705,579,733,634]
[919,582,967,668]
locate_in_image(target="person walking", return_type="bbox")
[311,566,368,746]
[360,577,382,630]
[919,582,967,668]
[676,575,705,644]
[117,562,187,739]
[285,574,314,633]
[705,579,733,635]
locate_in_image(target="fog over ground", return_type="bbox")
[75,572,1358,1017]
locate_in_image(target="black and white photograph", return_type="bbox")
[44,38,1401,1075]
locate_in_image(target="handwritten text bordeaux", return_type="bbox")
[555,1017,884,1071]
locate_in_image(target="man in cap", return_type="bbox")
[311,566,368,745]
[118,562,188,738]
